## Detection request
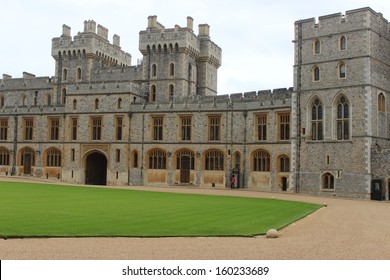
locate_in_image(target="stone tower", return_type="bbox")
[51,21,132,104]
[138,16,222,101]
[292,7,390,198]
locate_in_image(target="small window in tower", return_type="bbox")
[95,99,99,110]
[313,39,321,55]
[313,66,320,81]
[170,63,175,76]
[169,85,174,101]
[77,68,82,80]
[152,64,157,77]
[339,62,346,79]
[340,36,347,50]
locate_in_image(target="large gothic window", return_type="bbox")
[311,98,323,141]
[205,149,224,171]
[46,148,62,167]
[336,96,350,140]
[322,173,334,190]
[252,149,271,172]
[148,149,166,170]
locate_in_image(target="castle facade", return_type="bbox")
[0,7,389,200]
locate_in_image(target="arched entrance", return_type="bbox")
[281,177,288,191]
[85,152,107,185]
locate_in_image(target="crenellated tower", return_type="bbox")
[138,16,221,102]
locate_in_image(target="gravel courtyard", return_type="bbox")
[1,180,389,260]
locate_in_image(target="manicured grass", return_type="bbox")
[0,181,321,237]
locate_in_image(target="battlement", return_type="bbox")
[131,87,292,112]
[52,20,131,66]
[139,15,221,67]
[0,75,53,91]
[295,7,390,40]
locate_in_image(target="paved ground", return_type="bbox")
[1,178,389,260]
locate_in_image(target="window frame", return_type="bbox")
[208,115,221,142]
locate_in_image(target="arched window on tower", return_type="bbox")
[95,99,99,110]
[169,84,174,101]
[313,66,320,81]
[77,68,82,80]
[311,98,323,141]
[117,98,122,109]
[73,99,77,110]
[313,39,321,54]
[0,96,4,107]
[378,93,386,113]
[338,62,346,79]
[339,36,347,50]
[47,95,52,106]
[150,85,156,102]
[336,95,350,140]
[152,64,157,77]
[169,63,175,76]
[63,69,68,81]
[61,88,66,105]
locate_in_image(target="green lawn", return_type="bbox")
[0,181,321,237]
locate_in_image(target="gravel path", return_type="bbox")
[1,179,389,260]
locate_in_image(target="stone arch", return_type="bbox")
[19,147,36,175]
[83,150,107,185]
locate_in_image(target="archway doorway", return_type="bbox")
[281,177,288,191]
[85,152,107,185]
[180,156,190,184]
[20,148,35,175]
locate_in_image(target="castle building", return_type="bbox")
[0,8,389,200]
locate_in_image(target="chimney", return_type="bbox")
[148,15,157,28]
[2,74,12,80]
[113,34,120,47]
[97,24,108,40]
[62,24,71,37]
[198,24,210,38]
[187,16,194,31]
[84,20,96,33]
[23,72,36,79]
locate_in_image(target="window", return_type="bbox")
[0,96,4,107]
[91,117,102,141]
[133,151,139,168]
[71,149,75,162]
[63,69,68,81]
[152,64,157,77]
[176,150,195,170]
[378,93,386,112]
[180,116,192,141]
[0,147,10,166]
[322,173,334,190]
[148,149,166,169]
[313,66,320,81]
[150,85,156,102]
[279,113,290,141]
[256,114,267,141]
[46,148,61,167]
[116,149,120,163]
[170,63,175,76]
[205,149,224,171]
[152,116,163,141]
[279,155,290,172]
[24,118,34,141]
[169,84,174,101]
[47,95,52,106]
[0,119,8,141]
[209,116,221,141]
[61,88,66,104]
[340,36,347,50]
[71,117,78,141]
[77,68,82,80]
[73,99,77,110]
[253,149,270,172]
[311,98,323,141]
[336,96,350,140]
[314,39,321,54]
[339,62,346,79]
[115,116,123,141]
[95,99,99,110]
[117,98,122,109]
[49,118,60,141]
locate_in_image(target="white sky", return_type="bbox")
[1,0,390,95]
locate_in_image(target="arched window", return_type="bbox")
[339,36,347,50]
[313,66,320,81]
[278,155,290,172]
[148,149,166,170]
[169,84,174,100]
[117,98,122,109]
[46,148,62,167]
[311,98,323,140]
[336,95,350,140]
[338,62,346,79]
[0,147,10,166]
[176,149,195,170]
[150,85,156,102]
[77,68,82,80]
[132,151,139,168]
[73,99,77,110]
[152,64,157,77]
[169,63,175,76]
[322,173,334,190]
[63,69,68,81]
[378,93,386,112]
[313,39,321,54]
[205,149,224,171]
[0,96,4,107]
[253,149,271,172]
[47,95,52,106]
[95,99,99,110]
[61,88,66,105]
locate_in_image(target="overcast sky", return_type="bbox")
[1,0,390,95]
